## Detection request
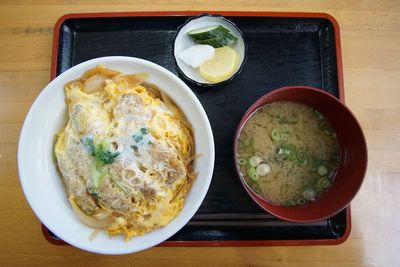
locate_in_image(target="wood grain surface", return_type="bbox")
[0,1,399,266]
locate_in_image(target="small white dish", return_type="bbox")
[18,56,215,255]
[174,14,247,86]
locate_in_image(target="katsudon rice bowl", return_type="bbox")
[18,57,215,254]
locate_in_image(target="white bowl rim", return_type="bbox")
[18,56,215,254]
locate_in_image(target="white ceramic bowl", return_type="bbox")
[18,56,215,255]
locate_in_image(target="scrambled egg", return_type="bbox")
[55,65,195,241]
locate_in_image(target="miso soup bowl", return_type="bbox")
[233,86,367,223]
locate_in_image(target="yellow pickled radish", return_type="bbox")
[199,46,239,83]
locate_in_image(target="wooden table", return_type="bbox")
[1,1,399,266]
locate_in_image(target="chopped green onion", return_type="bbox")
[286,144,296,150]
[83,138,120,189]
[247,165,259,181]
[278,148,291,157]
[296,198,306,205]
[256,163,271,176]
[288,152,296,161]
[319,177,331,188]
[270,129,280,141]
[296,151,308,165]
[249,156,262,167]
[317,165,328,176]
[303,188,316,200]
[91,158,108,188]
[279,144,298,161]
[237,158,247,166]
[247,166,256,176]
[250,172,259,181]
[278,148,286,155]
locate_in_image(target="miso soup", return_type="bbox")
[236,101,339,206]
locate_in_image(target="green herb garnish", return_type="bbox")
[81,137,120,188]
[132,127,150,145]
[140,127,148,134]
[133,134,143,143]
[94,141,119,165]
[81,136,95,156]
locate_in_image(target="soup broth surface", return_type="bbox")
[237,101,339,206]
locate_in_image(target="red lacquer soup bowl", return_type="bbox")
[233,86,367,223]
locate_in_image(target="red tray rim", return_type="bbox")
[47,10,350,247]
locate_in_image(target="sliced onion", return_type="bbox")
[69,196,113,228]
[82,67,99,79]
[83,74,108,94]
[89,229,101,241]
[83,65,120,79]
[92,209,112,220]
[143,82,162,98]
[97,66,120,77]
[112,73,149,88]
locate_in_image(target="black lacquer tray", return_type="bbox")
[44,11,350,246]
